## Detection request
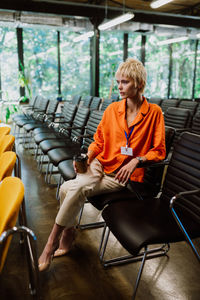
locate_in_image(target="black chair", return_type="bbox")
[39,106,90,179]
[160,99,179,114]
[22,99,59,149]
[82,126,175,229]
[81,95,93,108]
[148,97,163,106]
[13,95,43,136]
[164,107,191,147]
[33,102,78,158]
[70,95,81,106]
[14,97,49,139]
[12,95,39,123]
[101,99,112,111]
[45,110,103,184]
[178,100,199,127]
[90,96,102,110]
[99,131,200,299]
[32,101,77,137]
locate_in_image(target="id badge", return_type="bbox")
[121,146,133,156]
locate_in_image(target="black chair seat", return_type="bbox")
[15,118,35,127]
[102,197,199,257]
[33,127,54,135]
[34,132,62,144]
[48,145,81,166]
[58,160,76,181]
[23,122,44,132]
[39,138,72,154]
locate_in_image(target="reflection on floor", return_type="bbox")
[1,137,200,300]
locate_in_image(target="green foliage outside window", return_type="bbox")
[99,31,123,99]
[60,31,90,99]
[170,39,196,99]
[145,35,170,99]
[194,41,200,99]
[23,27,58,99]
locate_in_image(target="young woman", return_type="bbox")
[38,58,166,271]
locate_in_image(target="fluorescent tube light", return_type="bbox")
[197,33,200,38]
[157,36,189,45]
[73,31,94,42]
[98,12,134,31]
[151,0,173,9]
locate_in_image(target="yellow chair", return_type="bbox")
[0,134,15,156]
[0,151,16,181]
[0,177,40,298]
[0,126,11,137]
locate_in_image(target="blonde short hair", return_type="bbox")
[115,58,147,93]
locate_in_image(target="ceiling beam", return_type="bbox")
[0,0,200,28]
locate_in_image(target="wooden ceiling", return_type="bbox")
[0,0,200,28]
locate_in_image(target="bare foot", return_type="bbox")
[38,241,58,271]
[54,227,76,257]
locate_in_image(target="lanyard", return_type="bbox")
[124,126,134,148]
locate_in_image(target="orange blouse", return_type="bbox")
[88,97,166,182]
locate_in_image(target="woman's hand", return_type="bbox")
[115,158,140,184]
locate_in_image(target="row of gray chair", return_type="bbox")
[149,97,200,115]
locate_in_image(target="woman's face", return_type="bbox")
[116,74,139,99]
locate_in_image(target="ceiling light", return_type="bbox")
[151,0,173,9]
[197,33,200,38]
[98,12,134,31]
[73,31,94,42]
[157,36,189,45]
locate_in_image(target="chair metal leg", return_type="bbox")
[132,246,148,300]
[0,226,41,299]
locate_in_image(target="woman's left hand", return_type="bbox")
[115,158,139,184]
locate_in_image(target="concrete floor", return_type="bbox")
[1,133,200,300]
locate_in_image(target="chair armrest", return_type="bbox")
[170,189,200,208]
[137,159,169,168]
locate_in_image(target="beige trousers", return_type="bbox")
[55,158,125,227]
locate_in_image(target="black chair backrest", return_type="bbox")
[161,132,200,222]
[90,97,102,110]
[81,96,93,108]
[32,97,49,118]
[101,99,112,111]
[29,95,38,107]
[60,102,77,127]
[142,126,176,196]
[71,95,81,106]
[81,110,104,151]
[70,106,90,139]
[43,99,59,122]
[164,107,191,129]
[33,95,46,110]
[191,112,200,135]
[178,100,198,115]
[148,97,162,106]
[161,99,179,113]
[178,100,198,126]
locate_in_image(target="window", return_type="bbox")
[194,40,200,99]
[128,33,141,60]
[170,39,196,99]
[99,31,123,99]
[0,26,19,100]
[145,35,170,99]
[23,27,58,98]
[60,31,90,99]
